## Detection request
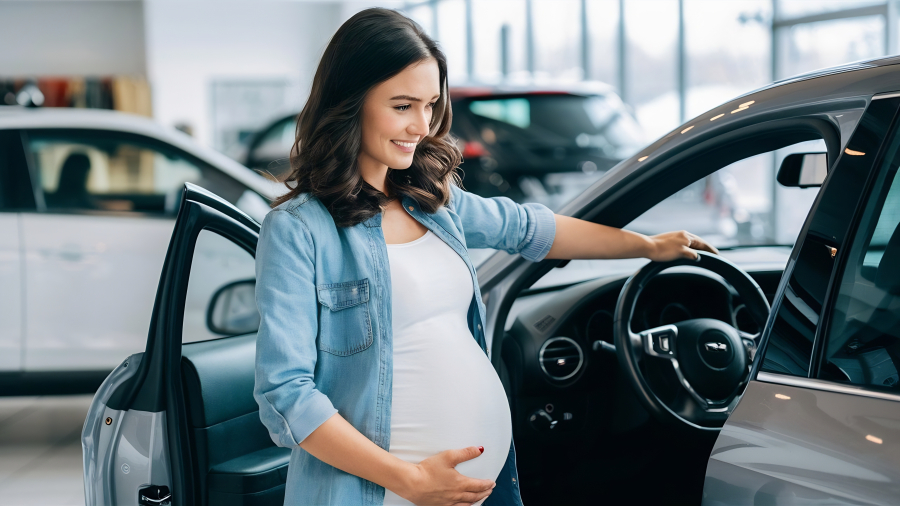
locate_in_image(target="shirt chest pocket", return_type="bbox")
[316,278,374,356]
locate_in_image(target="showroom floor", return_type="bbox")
[0,395,90,506]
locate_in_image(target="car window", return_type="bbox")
[759,97,900,378]
[629,140,825,249]
[818,124,900,390]
[183,230,257,343]
[25,130,247,215]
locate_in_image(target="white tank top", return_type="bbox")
[382,230,512,506]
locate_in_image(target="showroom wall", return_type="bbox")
[143,0,345,148]
[0,0,146,76]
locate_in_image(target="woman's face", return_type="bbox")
[358,58,441,174]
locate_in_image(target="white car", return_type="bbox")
[0,107,278,393]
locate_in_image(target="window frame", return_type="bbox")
[20,128,251,218]
[811,98,900,388]
[755,95,900,381]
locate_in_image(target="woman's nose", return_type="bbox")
[409,109,429,136]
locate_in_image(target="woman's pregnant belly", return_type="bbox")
[383,318,512,506]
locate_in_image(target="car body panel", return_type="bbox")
[21,213,170,370]
[82,352,174,506]
[704,379,900,505]
[0,213,22,371]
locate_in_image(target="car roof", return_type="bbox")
[0,107,282,199]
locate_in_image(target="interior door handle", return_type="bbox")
[138,485,171,505]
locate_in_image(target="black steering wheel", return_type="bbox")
[614,251,770,431]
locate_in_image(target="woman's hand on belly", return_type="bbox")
[394,446,496,506]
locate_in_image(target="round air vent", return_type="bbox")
[539,337,584,381]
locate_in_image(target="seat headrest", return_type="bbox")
[58,153,91,188]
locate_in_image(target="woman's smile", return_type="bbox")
[391,139,418,152]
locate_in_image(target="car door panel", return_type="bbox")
[21,212,172,371]
[182,333,290,505]
[85,184,283,506]
[705,379,900,505]
[0,213,22,371]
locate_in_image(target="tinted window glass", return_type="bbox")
[25,130,246,215]
[820,124,900,390]
[760,97,900,377]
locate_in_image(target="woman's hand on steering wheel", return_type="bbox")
[648,230,719,262]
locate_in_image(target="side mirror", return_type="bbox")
[207,279,259,336]
[777,152,828,188]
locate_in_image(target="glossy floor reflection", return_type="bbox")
[0,395,91,506]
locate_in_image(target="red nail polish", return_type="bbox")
[478,446,484,454]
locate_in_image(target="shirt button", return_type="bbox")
[477,324,482,330]
[408,206,414,211]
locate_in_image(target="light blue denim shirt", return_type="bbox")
[254,184,556,505]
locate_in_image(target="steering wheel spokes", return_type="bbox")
[639,324,678,358]
[615,252,771,431]
[639,321,746,418]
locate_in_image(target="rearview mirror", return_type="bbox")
[207,279,259,335]
[777,152,828,188]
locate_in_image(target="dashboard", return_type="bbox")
[500,267,782,467]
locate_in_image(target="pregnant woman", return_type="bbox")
[254,8,716,506]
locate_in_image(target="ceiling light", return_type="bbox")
[866,434,883,444]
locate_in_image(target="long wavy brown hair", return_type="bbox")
[272,8,462,227]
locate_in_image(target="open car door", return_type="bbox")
[703,95,900,504]
[82,183,287,505]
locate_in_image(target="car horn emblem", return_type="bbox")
[705,342,728,352]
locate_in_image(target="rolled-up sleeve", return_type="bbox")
[450,185,556,262]
[254,209,337,447]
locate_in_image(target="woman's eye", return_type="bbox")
[427,102,436,109]
[395,104,411,111]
